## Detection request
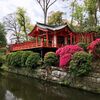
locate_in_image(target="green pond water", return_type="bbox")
[0,71,100,100]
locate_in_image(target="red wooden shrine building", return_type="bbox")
[9,22,96,56]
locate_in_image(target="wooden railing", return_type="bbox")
[9,41,64,51]
[9,41,36,51]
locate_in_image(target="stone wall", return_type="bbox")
[1,65,100,94]
[35,67,100,93]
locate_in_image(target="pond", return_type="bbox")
[0,71,100,100]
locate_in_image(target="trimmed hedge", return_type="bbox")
[25,53,40,68]
[44,52,58,66]
[6,52,17,66]
[6,51,41,68]
[0,56,5,67]
[69,51,92,76]
[10,51,24,67]
[21,51,33,67]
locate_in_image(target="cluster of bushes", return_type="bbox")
[55,44,94,76]
[6,51,40,68]
[6,51,59,68]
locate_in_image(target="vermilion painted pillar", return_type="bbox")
[91,34,94,42]
[70,33,72,44]
[52,35,54,47]
[65,36,67,45]
[36,36,38,46]
[73,35,76,44]
[46,33,48,47]
[41,37,44,47]
[54,33,57,47]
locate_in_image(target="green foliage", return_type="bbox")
[77,42,88,51]
[84,0,97,27]
[6,51,24,67]
[6,53,12,66]
[6,51,40,69]
[0,23,7,47]
[16,7,32,41]
[0,47,6,55]
[94,43,100,57]
[72,3,84,29]
[21,51,33,67]
[25,53,40,68]
[0,56,5,67]
[69,51,92,76]
[48,11,64,25]
[44,52,58,66]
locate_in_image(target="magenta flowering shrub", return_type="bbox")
[56,45,83,68]
[60,54,72,68]
[87,38,100,58]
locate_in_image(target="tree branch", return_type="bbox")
[48,0,57,9]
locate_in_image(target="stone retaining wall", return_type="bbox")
[1,66,100,94]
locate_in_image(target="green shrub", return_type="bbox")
[44,52,58,66]
[11,51,24,67]
[6,51,24,67]
[0,47,6,55]
[94,43,100,57]
[6,53,14,66]
[21,51,33,67]
[69,51,92,76]
[25,53,40,68]
[77,42,88,51]
[0,56,5,67]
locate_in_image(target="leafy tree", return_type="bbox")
[36,0,57,24]
[3,13,21,43]
[16,7,32,41]
[0,23,6,47]
[70,0,77,26]
[72,3,85,31]
[84,0,98,27]
[48,11,64,25]
[63,0,100,33]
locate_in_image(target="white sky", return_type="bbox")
[0,0,70,24]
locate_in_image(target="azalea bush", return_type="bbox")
[87,38,100,58]
[69,51,92,76]
[56,45,83,68]
[60,54,72,67]
[44,52,58,66]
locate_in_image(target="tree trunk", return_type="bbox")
[44,11,47,24]
[94,9,97,26]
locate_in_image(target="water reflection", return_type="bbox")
[5,90,22,100]
[0,71,100,100]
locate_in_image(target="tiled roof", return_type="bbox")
[37,22,67,31]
